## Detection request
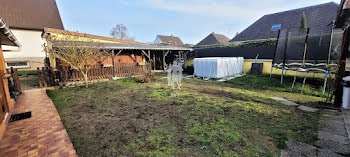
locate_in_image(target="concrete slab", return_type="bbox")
[285,141,317,157]
[280,150,302,157]
[322,109,342,117]
[271,97,299,106]
[316,139,350,154]
[317,149,343,157]
[319,118,348,137]
[298,105,318,112]
[318,131,350,145]
[343,109,350,143]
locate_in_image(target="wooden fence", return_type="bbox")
[37,67,59,87]
[7,68,22,93]
[115,63,150,77]
[58,65,113,82]
[38,63,151,86]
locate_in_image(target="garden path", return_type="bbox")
[0,89,77,157]
[281,109,350,157]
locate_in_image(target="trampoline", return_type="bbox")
[271,25,343,96]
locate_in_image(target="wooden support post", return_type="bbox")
[11,68,22,93]
[111,50,116,78]
[334,27,350,106]
[113,50,122,78]
[115,49,123,56]
[0,43,13,115]
[58,64,63,82]
[141,50,151,60]
[163,50,170,71]
[163,51,166,71]
[153,53,156,70]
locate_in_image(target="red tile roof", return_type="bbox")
[0,0,64,30]
[156,35,184,47]
[196,32,230,46]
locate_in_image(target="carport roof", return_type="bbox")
[49,40,193,51]
[0,17,21,47]
[103,43,193,51]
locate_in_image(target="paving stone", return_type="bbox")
[285,141,317,157]
[298,105,318,112]
[316,139,350,154]
[318,131,350,145]
[271,97,299,106]
[0,89,78,157]
[319,118,348,137]
[343,109,350,142]
[280,149,302,157]
[322,109,342,117]
[317,148,343,157]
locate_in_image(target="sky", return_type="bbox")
[56,0,338,44]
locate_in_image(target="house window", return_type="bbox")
[6,62,30,69]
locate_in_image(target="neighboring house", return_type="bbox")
[0,0,64,70]
[231,2,339,42]
[154,35,184,47]
[196,32,230,46]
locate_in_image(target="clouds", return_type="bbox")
[133,0,337,22]
[58,0,338,44]
[135,0,263,21]
[124,0,338,43]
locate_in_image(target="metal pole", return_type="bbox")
[327,21,335,65]
[301,71,308,94]
[302,28,310,66]
[283,30,289,68]
[323,71,329,95]
[281,67,284,85]
[271,30,281,78]
[291,70,298,92]
[281,29,290,84]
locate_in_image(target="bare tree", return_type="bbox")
[44,35,104,87]
[110,24,135,41]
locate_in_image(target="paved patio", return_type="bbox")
[282,109,350,157]
[0,89,77,157]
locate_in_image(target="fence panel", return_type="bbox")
[8,68,22,93]
[38,63,150,85]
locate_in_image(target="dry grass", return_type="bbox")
[47,75,321,156]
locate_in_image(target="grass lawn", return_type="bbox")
[227,74,330,98]
[17,70,38,75]
[47,74,321,156]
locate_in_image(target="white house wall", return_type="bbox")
[2,29,46,70]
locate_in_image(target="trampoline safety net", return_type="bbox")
[273,28,343,65]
